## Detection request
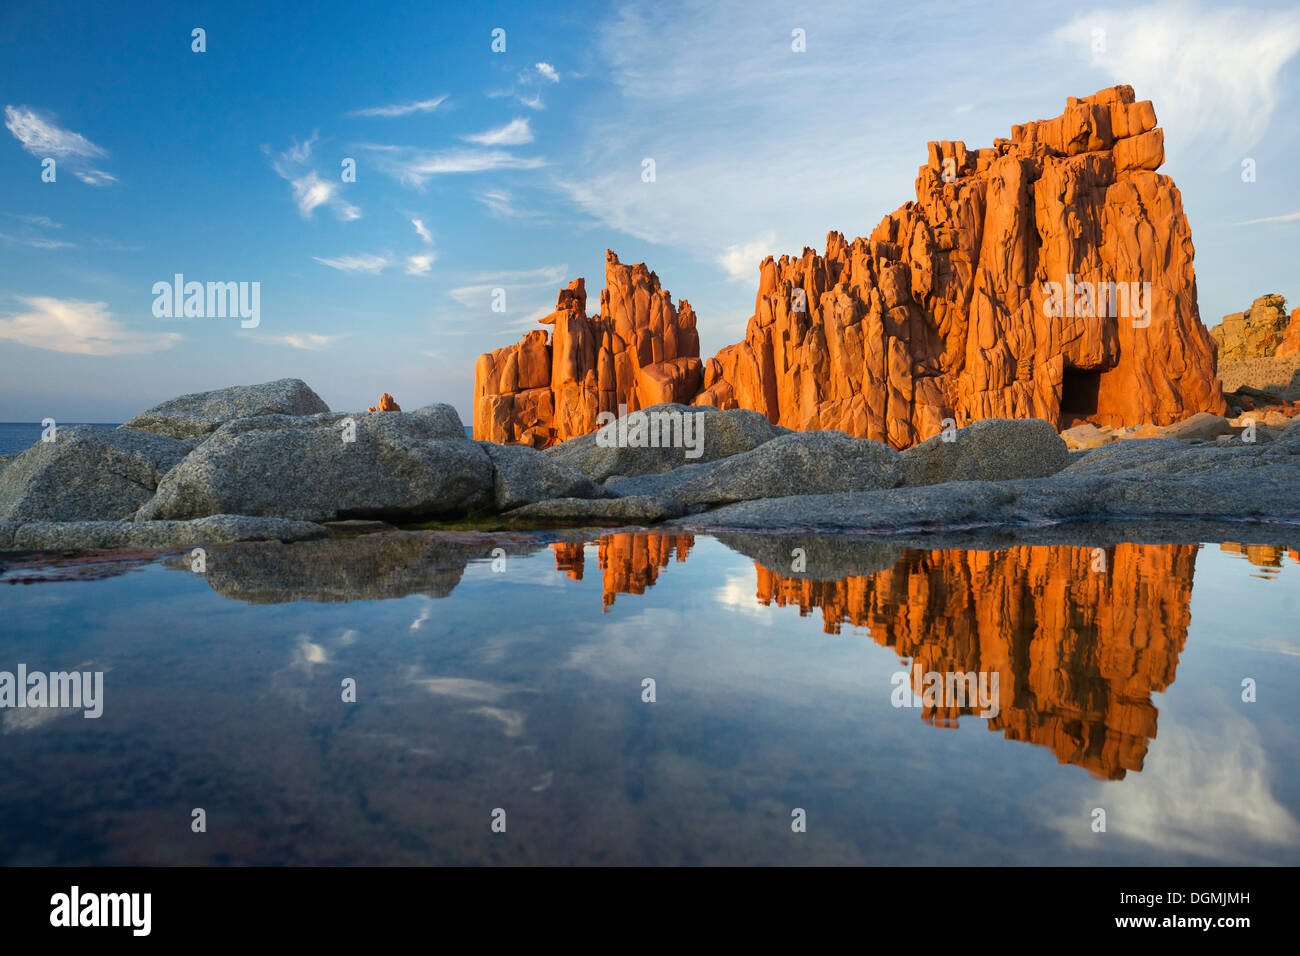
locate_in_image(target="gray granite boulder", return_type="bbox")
[608,430,902,509]
[120,378,329,439]
[545,403,782,481]
[0,515,326,551]
[136,411,493,523]
[901,418,1070,486]
[0,425,193,521]
[505,495,686,523]
[480,442,614,511]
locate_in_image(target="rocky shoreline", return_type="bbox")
[1,378,1298,555]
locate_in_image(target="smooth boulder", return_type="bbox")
[480,442,613,511]
[136,411,492,523]
[609,430,902,508]
[0,515,326,551]
[121,378,330,439]
[545,403,782,482]
[901,418,1070,486]
[0,425,193,521]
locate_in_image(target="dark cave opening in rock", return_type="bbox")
[1060,367,1102,420]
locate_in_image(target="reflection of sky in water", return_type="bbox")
[0,536,1296,865]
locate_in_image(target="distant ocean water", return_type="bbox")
[0,423,475,457]
[0,422,120,457]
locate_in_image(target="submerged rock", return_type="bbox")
[121,378,330,439]
[0,426,193,521]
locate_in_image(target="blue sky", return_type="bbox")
[2,0,1298,424]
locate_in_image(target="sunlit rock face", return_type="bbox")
[473,86,1225,449]
[551,533,695,609]
[752,542,1198,779]
[698,86,1224,444]
[474,253,702,447]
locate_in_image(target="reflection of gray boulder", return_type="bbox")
[0,515,326,551]
[545,404,782,481]
[166,531,549,603]
[0,426,193,521]
[120,378,330,439]
[610,431,901,508]
[714,532,902,581]
[901,418,1070,486]
[481,442,613,510]
[137,412,493,523]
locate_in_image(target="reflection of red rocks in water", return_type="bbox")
[754,543,1196,779]
[551,533,695,609]
[1219,542,1300,574]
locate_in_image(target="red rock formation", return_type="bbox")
[474,252,702,445]
[699,86,1225,444]
[472,86,1227,448]
[550,533,694,609]
[368,393,401,412]
[755,542,1196,779]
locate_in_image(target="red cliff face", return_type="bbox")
[474,252,702,446]
[472,86,1226,448]
[755,542,1197,779]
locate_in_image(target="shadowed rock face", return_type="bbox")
[473,86,1226,449]
[474,252,702,447]
[751,542,1197,780]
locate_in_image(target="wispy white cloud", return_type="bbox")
[313,253,390,274]
[406,253,435,275]
[0,232,74,250]
[0,296,181,355]
[462,117,533,146]
[535,62,560,83]
[12,214,61,229]
[269,133,361,221]
[476,189,540,220]
[449,264,568,307]
[253,332,343,350]
[3,105,115,185]
[411,217,433,243]
[1237,210,1300,225]
[361,146,544,188]
[345,95,447,118]
[1054,2,1300,168]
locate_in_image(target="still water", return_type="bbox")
[1,531,1296,865]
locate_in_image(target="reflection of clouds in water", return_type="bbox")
[409,602,432,631]
[407,675,512,703]
[1050,705,1300,862]
[406,673,530,739]
[2,706,80,733]
[289,634,329,675]
[469,705,525,738]
[713,572,775,619]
